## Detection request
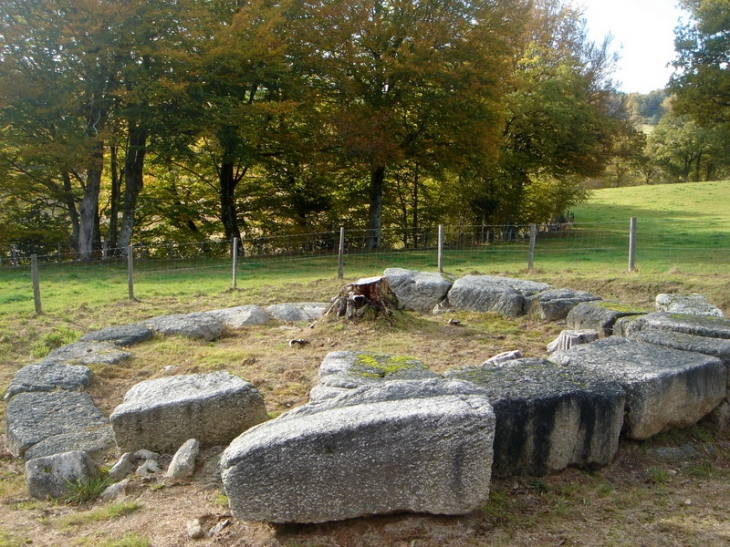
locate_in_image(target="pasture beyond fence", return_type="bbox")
[2,218,729,315]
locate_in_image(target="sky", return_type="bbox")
[579,0,689,94]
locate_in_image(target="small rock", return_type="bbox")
[206,519,230,538]
[133,449,159,462]
[100,478,129,501]
[166,439,200,479]
[481,350,522,366]
[646,444,700,464]
[136,459,161,476]
[684,499,692,506]
[25,451,99,500]
[108,453,135,481]
[187,518,205,540]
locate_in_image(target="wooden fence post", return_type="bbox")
[31,254,42,315]
[337,227,345,279]
[127,245,135,301]
[232,237,238,289]
[528,224,537,271]
[628,217,637,272]
[438,225,444,273]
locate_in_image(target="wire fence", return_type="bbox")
[1,219,729,313]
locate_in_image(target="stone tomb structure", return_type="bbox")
[2,270,729,524]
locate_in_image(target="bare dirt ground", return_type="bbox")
[1,276,729,547]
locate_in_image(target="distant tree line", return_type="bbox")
[0,0,636,257]
[600,0,730,188]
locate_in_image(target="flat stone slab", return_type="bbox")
[310,350,439,401]
[143,313,225,341]
[383,268,453,313]
[567,301,646,337]
[6,391,109,458]
[266,303,327,322]
[656,294,724,318]
[43,342,133,366]
[110,371,268,453]
[627,329,730,368]
[221,378,495,523]
[26,451,99,500]
[552,338,726,440]
[24,425,115,461]
[79,324,155,346]
[5,361,92,400]
[446,358,625,476]
[627,312,730,340]
[206,305,271,328]
[446,275,550,317]
[526,289,602,321]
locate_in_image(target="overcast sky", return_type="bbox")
[579,0,689,94]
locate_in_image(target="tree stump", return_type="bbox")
[324,276,398,320]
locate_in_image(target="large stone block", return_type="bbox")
[143,313,225,341]
[79,324,155,346]
[526,289,602,321]
[627,312,730,340]
[206,305,271,328]
[43,341,133,365]
[110,371,268,453]
[552,338,726,440]
[566,301,646,337]
[656,293,724,318]
[445,275,550,317]
[5,391,108,458]
[221,378,495,523]
[25,451,99,500]
[627,329,730,368]
[446,358,625,476]
[310,350,439,401]
[383,268,453,313]
[24,425,115,461]
[5,361,92,400]
[266,303,327,322]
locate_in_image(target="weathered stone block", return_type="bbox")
[43,342,132,365]
[526,289,602,321]
[446,358,625,476]
[221,378,495,523]
[309,350,438,402]
[206,305,270,328]
[80,324,154,346]
[143,313,225,341]
[24,425,115,461]
[566,301,646,337]
[266,303,326,322]
[445,276,529,317]
[656,293,724,317]
[627,312,730,340]
[5,391,108,458]
[383,268,453,313]
[25,451,99,500]
[110,371,268,453]
[552,338,726,440]
[5,361,92,400]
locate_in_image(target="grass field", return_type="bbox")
[0,181,729,546]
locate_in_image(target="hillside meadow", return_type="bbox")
[0,181,729,546]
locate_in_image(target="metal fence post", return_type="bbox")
[337,227,345,279]
[628,217,637,272]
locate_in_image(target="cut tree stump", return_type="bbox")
[324,276,398,320]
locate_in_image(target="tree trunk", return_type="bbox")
[324,276,397,320]
[220,161,243,242]
[367,165,385,250]
[107,145,121,252]
[77,140,104,260]
[118,123,148,253]
[61,171,80,250]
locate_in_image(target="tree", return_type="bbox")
[671,0,730,126]
[466,0,622,225]
[289,0,525,248]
